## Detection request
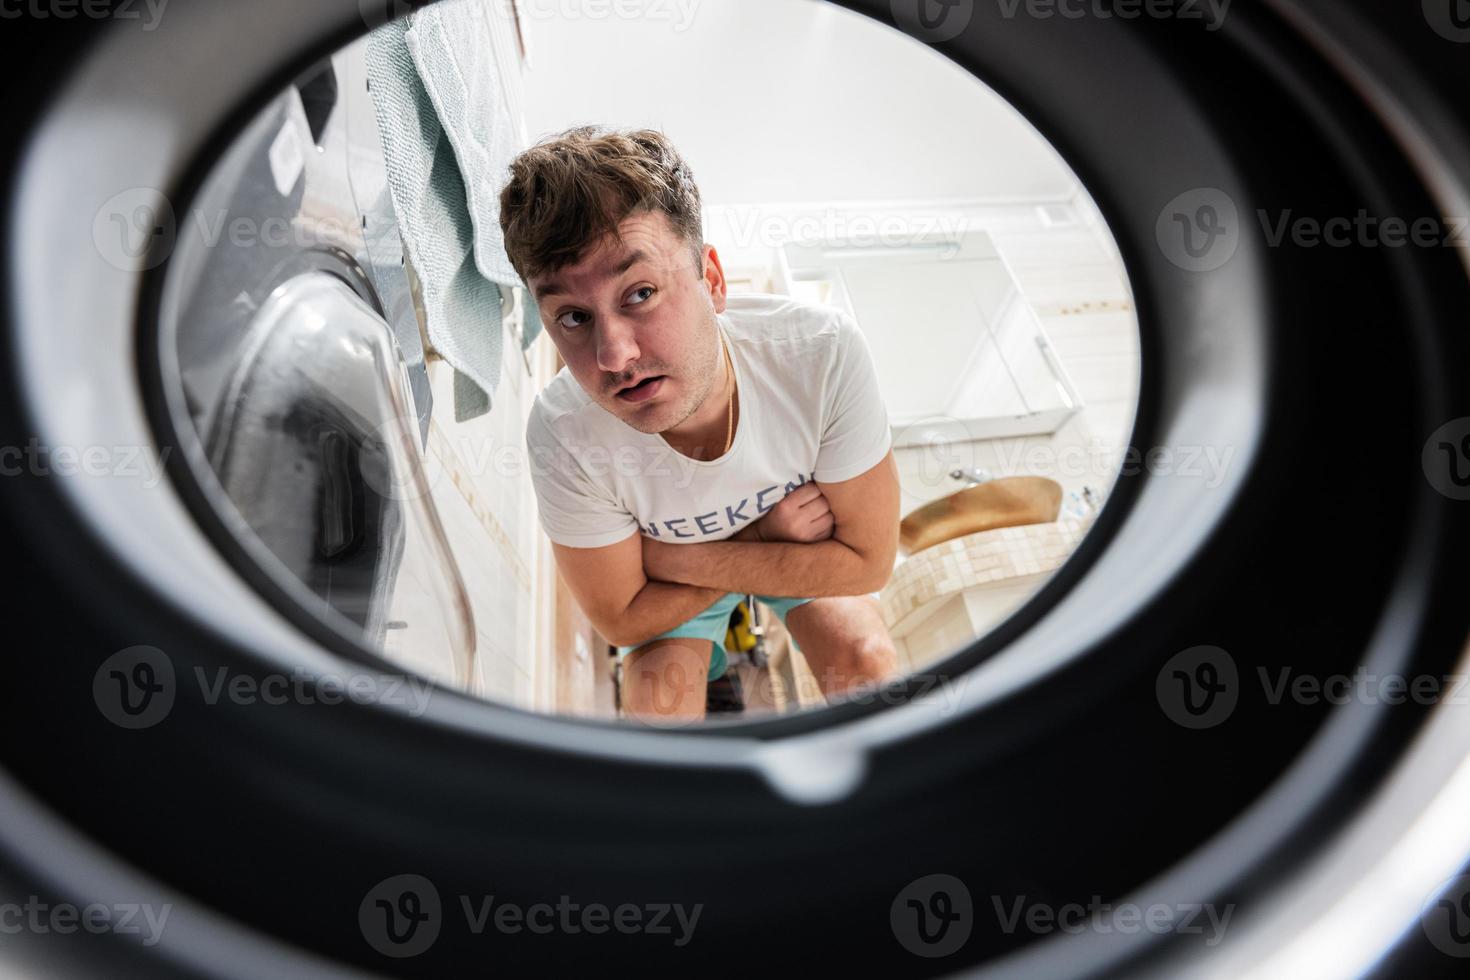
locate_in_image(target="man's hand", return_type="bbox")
[642,452,901,599]
[751,483,834,543]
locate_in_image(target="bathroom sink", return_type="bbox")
[899,476,1063,556]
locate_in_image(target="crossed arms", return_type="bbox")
[549,451,900,648]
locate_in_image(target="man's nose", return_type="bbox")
[595,316,640,374]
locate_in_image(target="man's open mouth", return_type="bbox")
[616,375,666,403]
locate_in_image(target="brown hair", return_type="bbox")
[499,126,706,286]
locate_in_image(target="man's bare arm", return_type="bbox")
[642,451,900,597]
[551,522,761,648]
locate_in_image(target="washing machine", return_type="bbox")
[3,0,1470,976]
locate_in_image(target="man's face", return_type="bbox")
[528,210,728,434]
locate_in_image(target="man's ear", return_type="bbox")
[700,243,728,314]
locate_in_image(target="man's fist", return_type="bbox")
[751,482,834,543]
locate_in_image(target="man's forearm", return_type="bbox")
[608,579,728,648]
[598,523,766,647]
[644,536,889,598]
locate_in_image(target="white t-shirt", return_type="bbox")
[524,293,892,549]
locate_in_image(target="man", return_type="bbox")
[499,126,901,723]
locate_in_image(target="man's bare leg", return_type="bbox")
[783,596,899,700]
[620,637,712,726]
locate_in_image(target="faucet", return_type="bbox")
[949,467,992,486]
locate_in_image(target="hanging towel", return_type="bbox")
[364,1,536,420]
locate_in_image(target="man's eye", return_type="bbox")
[627,286,655,305]
[556,310,590,330]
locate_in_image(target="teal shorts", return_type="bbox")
[616,593,814,682]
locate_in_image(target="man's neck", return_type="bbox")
[660,344,737,461]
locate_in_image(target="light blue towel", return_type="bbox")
[364,0,537,420]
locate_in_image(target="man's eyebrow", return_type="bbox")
[532,250,648,304]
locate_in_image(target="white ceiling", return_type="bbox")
[517,0,1080,207]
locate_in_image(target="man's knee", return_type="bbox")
[620,639,710,721]
[823,631,899,690]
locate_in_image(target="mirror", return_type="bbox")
[156,0,1141,725]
